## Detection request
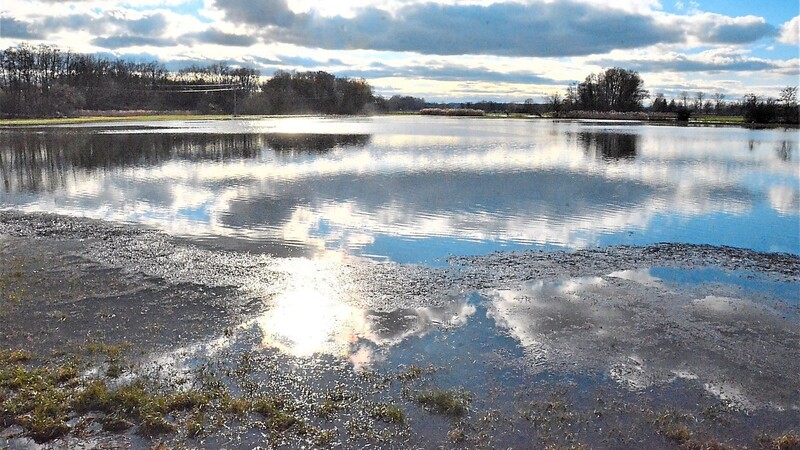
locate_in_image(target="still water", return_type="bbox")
[1,116,797,263]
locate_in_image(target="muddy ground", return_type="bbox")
[1,211,798,449]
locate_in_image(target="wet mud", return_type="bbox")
[1,211,798,449]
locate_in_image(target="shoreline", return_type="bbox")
[2,113,797,129]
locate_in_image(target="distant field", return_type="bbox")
[692,115,746,123]
[0,114,237,126]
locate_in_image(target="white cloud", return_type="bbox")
[0,0,797,101]
[778,15,800,46]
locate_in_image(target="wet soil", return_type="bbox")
[1,211,798,449]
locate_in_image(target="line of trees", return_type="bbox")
[548,67,798,124]
[0,44,265,116]
[239,70,374,115]
[0,44,379,117]
[648,88,798,124]
[3,44,797,124]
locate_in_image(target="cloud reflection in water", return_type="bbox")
[0,117,797,259]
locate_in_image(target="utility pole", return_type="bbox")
[233,85,237,117]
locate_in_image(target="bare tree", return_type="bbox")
[780,86,798,106]
[694,91,705,111]
[679,91,690,108]
[548,92,562,115]
[712,93,725,113]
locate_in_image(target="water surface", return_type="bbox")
[1,116,797,263]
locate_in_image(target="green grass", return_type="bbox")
[0,114,238,127]
[370,403,405,424]
[692,115,746,123]
[415,389,471,417]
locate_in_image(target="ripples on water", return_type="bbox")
[0,116,797,262]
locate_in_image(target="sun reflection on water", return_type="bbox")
[253,258,361,358]
[248,257,475,368]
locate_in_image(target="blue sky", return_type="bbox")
[1,0,798,102]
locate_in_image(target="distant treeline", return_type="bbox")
[2,44,796,124]
[0,44,263,116]
[548,67,798,124]
[0,44,382,117]
[238,70,373,115]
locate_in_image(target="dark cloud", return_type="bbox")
[92,35,174,49]
[344,64,564,85]
[122,14,169,36]
[41,14,98,33]
[39,12,168,39]
[182,29,257,47]
[217,0,300,27]
[592,56,779,73]
[0,16,43,39]
[247,54,562,85]
[211,0,784,57]
[688,17,777,44]
[214,0,679,57]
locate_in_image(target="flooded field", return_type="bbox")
[1,117,798,449]
[1,116,798,260]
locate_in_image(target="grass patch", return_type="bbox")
[692,116,745,123]
[415,389,471,417]
[397,365,423,381]
[0,114,236,127]
[253,395,301,432]
[221,395,251,417]
[1,349,31,363]
[0,357,72,443]
[652,410,694,445]
[167,390,210,411]
[370,402,405,424]
[772,433,800,450]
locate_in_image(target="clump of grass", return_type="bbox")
[73,379,177,435]
[397,365,423,381]
[0,357,72,443]
[73,380,112,412]
[3,349,31,363]
[680,439,733,450]
[311,427,337,446]
[415,389,471,417]
[85,340,131,379]
[222,395,251,417]
[138,412,176,436]
[54,363,79,384]
[16,406,70,442]
[186,410,206,438]
[315,400,339,420]
[653,410,693,445]
[370,402,405,424]
[253,395,300,432]
[772,433,800,450]
[315,386,353,419]
[167,390,210,411]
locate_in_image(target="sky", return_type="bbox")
[1,0,798,103]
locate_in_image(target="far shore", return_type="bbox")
[1,111,796,128]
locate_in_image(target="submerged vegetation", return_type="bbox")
[414,389,471,417]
